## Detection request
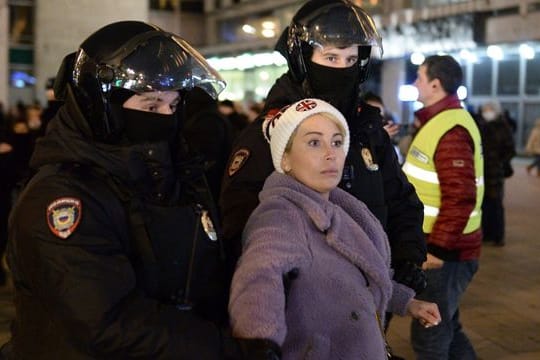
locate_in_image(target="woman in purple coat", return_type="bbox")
[229,98,441,359]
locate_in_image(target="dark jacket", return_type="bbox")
[230,172,414,359]
[480,117,515,198]
[220,73,426,270]
[5,88,233,359]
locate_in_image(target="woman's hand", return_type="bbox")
[407,298,441,328]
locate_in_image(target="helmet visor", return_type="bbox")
[108,34,226,99]
[299,4,383,57]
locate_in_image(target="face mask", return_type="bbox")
[116,107,178,144]
[307,61,359,111]
[482,111,497,122]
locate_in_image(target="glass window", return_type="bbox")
[525,57,540,96]
[219,16,280,44]
[9,69,35,88]
[500,102,518,134]
[497,56,520,95]
[9,5,34,44]
[471,57,491,95]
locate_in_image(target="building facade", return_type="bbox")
[2,0,540,150]
[199,0,540,151]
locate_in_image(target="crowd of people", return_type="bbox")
[0,0,536,359]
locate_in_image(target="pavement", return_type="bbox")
[0,159,538,358]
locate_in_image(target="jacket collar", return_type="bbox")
[415,94,462,126]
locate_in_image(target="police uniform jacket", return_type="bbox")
[220,73,426,268]
[5,88,232,359]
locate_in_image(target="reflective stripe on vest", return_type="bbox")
[403,108,484,234]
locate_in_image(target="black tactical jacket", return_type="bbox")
[5,89,234,359]
[220,73,426,268]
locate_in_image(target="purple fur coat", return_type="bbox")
[229,172,415,360]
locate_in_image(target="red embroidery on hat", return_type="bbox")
[263,106,290,143]
[46,197,82,239]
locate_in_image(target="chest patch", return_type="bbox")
[361,148,379,171]
[410,146,430,164]
[228,148,250,177]
[47,197,82,239]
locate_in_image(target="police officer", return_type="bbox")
[220,0,427,347]
[4,21,240,359]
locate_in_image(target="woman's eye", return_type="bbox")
[146,105,158,112]
[347,57,358,65]
[332,139,343,147]
[308,139,320,147]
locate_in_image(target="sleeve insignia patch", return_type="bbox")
[227,148,250,177]
[47,197,82,239]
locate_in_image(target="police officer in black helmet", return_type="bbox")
[221,1,427,355]
[3,21,241,359]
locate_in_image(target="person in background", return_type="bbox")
[184,87,233,202]
[39,77,64,137]
[218,99,249,141]
[363,91,403,164]
[477,101,515,246]
[229,98,440,359]
[363,91,400,138]
[3,21,242,359]
[525,118,540,176]
[403,55,484,360]
[220,7,427,358]
[0,102,14,287]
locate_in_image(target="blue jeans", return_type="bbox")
[411,260,479,360]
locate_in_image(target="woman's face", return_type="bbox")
[281,114,346,199]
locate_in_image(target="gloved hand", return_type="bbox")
[221,327,281,360]
[393,261,427,294]
[237,338,281,360]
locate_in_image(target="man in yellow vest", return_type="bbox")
[403,55,484,360]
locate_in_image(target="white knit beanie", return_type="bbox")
[264,98,350,173]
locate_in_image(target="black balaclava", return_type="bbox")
[306,59,360,115]
[109,89,179,144]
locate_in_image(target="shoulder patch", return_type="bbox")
[228,148,251,177]
[47,197,82,239]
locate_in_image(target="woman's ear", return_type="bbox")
[281,153,291,173]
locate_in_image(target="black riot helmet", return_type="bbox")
[55,21,225,142]
[277,0,382,84]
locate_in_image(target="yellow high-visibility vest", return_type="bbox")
[403,109,484,234]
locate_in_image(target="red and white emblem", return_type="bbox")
[47,197,82,239]
[295,99,318,112]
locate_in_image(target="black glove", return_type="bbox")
[237,338,281,360]
[393,261,427,295]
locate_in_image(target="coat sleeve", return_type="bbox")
[219,119,275,265]
[430,126,477,251]
[228,201,309,346]
[387,280,415,316]
[8,175,225,359]
[378,129,426,266]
